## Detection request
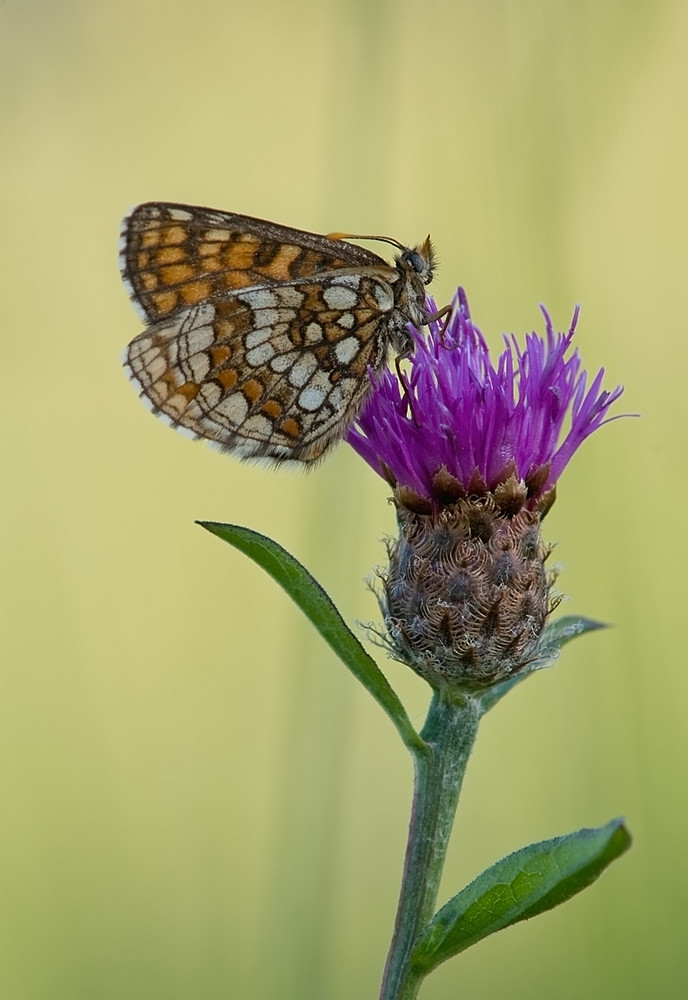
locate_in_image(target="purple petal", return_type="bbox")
[347,288,623,509]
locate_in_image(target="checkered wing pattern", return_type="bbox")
[121,202,439,463]
[123,269,398,463]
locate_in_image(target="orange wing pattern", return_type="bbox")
[120,203,388,324]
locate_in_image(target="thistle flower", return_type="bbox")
[348,289,623,691]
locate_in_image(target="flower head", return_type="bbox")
[348,288,623,516]
[349,289,624,692]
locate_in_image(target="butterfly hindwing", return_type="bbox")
[123,269,397,462]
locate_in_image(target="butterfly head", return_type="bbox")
[397,236,436,286]
[327,230,437,285]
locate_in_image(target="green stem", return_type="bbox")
[379,690,481,1000]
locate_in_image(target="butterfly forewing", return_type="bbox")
[121,203,389,324]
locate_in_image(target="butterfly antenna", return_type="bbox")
[327,232,408,252]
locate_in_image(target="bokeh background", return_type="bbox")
[1,1,685,997]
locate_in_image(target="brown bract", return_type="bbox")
[381,492,560,690]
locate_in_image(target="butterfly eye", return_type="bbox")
[404,250,425,273]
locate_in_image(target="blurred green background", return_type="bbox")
[1,1,684,997]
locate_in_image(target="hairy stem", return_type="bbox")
[379,691,480,1000]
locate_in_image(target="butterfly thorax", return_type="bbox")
[387,236,437,356]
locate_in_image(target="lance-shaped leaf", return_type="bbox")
[538,615,607,656]
[478,615,607,714]
[411,818,631,973]
[198,522,423,750]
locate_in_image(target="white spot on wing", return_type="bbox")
[334,336,360,365]
[288,353,318,387]
[323,284,358,311]
[169,208,193,221]
[192,301,217,325]
[127,333,151,354]
[298,385,326,411]
[199,381,221,407]
[246,342,276,367]
[145,354,169,381]
[241,287,278,309]
[216,392,249,426]
[243,414,273,438]
[251,308,281,329]
[188,352,210,382]
[245,326,272,349]
[270,352,298,373]
[186,324,214,353]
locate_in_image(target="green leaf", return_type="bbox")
[411,818,631,973]
[478,615,607,714]
[197,521,423,751]
[539,614,607,654]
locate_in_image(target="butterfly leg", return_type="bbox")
[395,351,420,427]
[425,302,453,347]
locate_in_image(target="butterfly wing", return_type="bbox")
[120,202,389,324]
[123,270,397,463]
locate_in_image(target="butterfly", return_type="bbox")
[120,202,448,464]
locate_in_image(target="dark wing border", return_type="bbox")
[123,201,388,267]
